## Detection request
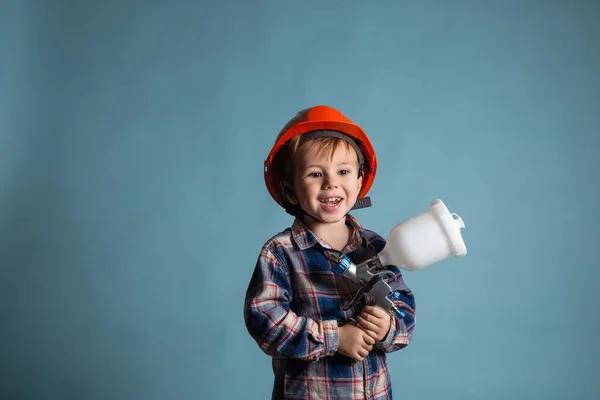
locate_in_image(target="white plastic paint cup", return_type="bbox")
[377,199,467,271]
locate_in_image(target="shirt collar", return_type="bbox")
[291,214,365,252]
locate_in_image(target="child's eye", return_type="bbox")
[308,172,322,178]
[339,169,350,175]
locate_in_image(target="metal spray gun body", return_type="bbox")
[330,199,468,319]
[331,254,406,319]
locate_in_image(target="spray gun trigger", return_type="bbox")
[341,274,382,311]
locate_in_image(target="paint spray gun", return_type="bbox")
[330,252,410,319]
[332,199,468,317]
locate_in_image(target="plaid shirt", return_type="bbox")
[244,215,416,400]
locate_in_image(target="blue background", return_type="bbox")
[1,1,599,399]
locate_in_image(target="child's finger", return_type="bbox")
[356,315,371,330]
[357,348,368,359]
[362,331,376,346]
[359,312,384,331]
[357,321,378,340]
[363,305,388,318]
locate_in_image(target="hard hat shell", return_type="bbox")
[264,105,378,208]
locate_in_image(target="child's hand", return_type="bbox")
[357,305,392,342]
[338,323,376,361]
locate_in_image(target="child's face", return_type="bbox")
[292,143,363,224]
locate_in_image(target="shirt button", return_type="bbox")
[367,389,371,395]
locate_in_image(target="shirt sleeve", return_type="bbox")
[244,246,339,362]
[375,264,416,353]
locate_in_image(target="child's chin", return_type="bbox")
[319,210,348,222]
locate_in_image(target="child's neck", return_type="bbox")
[301,214,351,251]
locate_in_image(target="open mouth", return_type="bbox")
[319,197,343,206]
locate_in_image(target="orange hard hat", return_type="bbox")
[264,105,378,210]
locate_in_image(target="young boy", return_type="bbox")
[244,105,416,400]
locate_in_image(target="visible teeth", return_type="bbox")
[321,197,341,204]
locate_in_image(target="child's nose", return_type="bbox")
[323,174,339,189]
